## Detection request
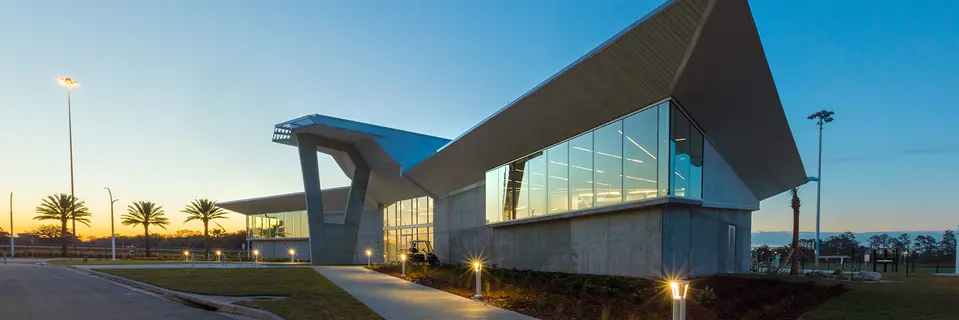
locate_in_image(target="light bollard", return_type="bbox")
[207,252,211,267]
[365,249,372,267]
[237,253,242,268]
[183,250,190,262]
[400,254,407,277]
[289,249,296,263]
[253,249,260,266]
[669,280,689,320]
[191,254,196,268]
[472,262,483,299]
[215,250,222,265]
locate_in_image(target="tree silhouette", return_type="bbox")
[34,194,91,257]
[122,201,170,257]
[182,199,229,254]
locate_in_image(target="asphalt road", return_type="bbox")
[0,262,234,320]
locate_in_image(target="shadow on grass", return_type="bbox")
[97,267,381,320]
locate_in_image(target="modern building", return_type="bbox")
[220,0,806,278]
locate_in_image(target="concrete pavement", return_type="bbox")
[0,263,236,320]
[314,266,535,320]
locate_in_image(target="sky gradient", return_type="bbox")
[1,0,957,237]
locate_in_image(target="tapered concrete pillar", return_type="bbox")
[296,133,327,264]
[344,160,370,226]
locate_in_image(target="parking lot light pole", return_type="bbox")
[9,192,13,258]
[104,187,118,260]
[807,109,835,267]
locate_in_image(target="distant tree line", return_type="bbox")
[5,193,237,257]
[754,230,957,266]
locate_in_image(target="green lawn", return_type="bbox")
[96,268,381,320]
[804,269,959,319]
[49,259,188,265]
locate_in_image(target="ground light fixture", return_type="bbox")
[365,249,372,267]
[472,261,483,299]
[289,249,296,262]
[400,254,407,277]
[669,280,689,320]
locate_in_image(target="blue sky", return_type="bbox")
[1,0,956,236]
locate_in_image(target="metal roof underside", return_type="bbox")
[403,0,807,200]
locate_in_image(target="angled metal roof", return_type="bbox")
[272,114,450,204]
[403,0,806,200]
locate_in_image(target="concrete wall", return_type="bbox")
[435,182,751,279]
[662,204,751,277]
[251,239,310,260]
[702,139,759,210]
[494,206,663,277]
[434,184,493,264]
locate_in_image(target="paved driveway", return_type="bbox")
[0,262,234,320]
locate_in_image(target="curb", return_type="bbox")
[61,265,285,320]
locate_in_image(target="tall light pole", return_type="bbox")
[58,77,79,252]
[807,109,835,268]
[9,192,13,258]
[104,187,118,260]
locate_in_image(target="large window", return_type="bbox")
[484,99,704,224]
[246,210,309,239]
[383,196,434,262]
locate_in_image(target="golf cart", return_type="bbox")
[405,240,439,265]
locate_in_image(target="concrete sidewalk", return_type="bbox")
[313,266,535,320]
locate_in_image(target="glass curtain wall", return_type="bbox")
[382,196,434,262]
[484,99,704,224]
[246,210,309,239]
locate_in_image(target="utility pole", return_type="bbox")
[9,192,13,258]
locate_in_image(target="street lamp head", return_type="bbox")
[288,248,296,255]
[365,249,372,257]
[58,77,78,87]
[400,254,406,261]
[183,250,189,256]
[253,249,260,256]
[215,250,222,256]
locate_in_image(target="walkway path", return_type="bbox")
[313,266,535,320]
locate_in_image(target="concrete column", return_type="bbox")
[344,160,370,226]
[296,133,326,264]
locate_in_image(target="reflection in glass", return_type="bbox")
[417,197,429,225]
[547,142,569,214]
[485,166,505,224]
[624,106,660,201]
[527,153,547,217]
[593,120,623,207]
[658,103,671,197]
[504,159,530,220]
[569,132,594,210]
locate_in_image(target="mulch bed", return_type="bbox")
[372,264,845,320]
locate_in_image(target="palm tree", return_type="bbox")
[181,199,229,254]
[122,201,170,257]
[34,193,91,257]
[789,187,802,275]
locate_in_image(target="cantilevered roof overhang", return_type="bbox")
[404,0,806,200]
[272,114,450,204]
[218,187,351,215]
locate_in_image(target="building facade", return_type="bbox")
[221,0,806,278]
